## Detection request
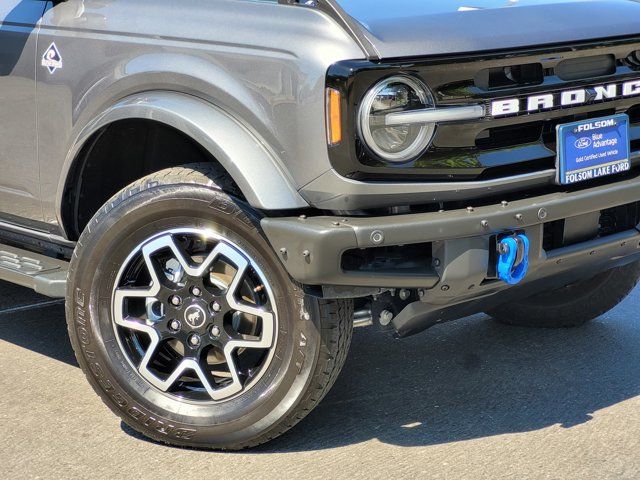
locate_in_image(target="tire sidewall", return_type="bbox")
[67,184,322,448]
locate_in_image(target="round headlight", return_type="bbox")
[357,76,436,163]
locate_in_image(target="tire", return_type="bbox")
[487,262,640,328]
[65,163,353,450]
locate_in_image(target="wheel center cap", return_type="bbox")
[184,304,207,329]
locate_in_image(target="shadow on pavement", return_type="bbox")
[0,281,75,366]
[262,308,640,451]
[1,280,638,450]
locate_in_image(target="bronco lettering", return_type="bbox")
[491,79,640,117]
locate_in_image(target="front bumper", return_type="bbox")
[262,173,640,297]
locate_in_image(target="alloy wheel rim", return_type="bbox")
[111,228,278,404]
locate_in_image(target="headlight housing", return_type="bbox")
[357,76,436,163]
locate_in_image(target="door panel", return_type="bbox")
[0,1,45,222]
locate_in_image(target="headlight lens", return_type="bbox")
[357,76,435,163]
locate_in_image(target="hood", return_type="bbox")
[334,0,640,59]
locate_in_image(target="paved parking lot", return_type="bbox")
[1,280,640,479]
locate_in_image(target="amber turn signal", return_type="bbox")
[326,88,342,146]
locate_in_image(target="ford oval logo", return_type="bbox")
[574,137,592,149]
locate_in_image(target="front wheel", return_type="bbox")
[66,164,353,449]
[487,262,640,328]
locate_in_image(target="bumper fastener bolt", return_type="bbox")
[538,208,548,221]
[441,285,450,291]
[398,289,410,301]
[370,230,384,244]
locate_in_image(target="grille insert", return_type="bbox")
[624,50,640,69]
[474,63,543,90]
[476,123,543,150]
[555,54,616,81]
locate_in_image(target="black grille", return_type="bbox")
[475,122,544,150]
[327,37,640,186]
[628,104,640,123]
[624,50,640,69]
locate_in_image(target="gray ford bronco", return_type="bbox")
[3,0,640,449]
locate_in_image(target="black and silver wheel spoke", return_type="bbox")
[112,229,277,403]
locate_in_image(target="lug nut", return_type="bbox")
[169,295,182,306]
[211,301,221,313]
[398,289,410,301]
[188,334,201,347]
[210,325,221,338]
[169,319,181,332]
[191,286,202,297]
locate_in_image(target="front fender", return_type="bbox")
[57,91,309,215]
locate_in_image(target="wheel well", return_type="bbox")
[61,119,239,240]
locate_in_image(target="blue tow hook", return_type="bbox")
[497,233,530,285]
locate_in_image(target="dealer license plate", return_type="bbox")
[556,113,630,185]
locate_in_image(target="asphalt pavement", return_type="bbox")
[1,280,640,479]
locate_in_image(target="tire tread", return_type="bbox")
[66,163,353,450]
